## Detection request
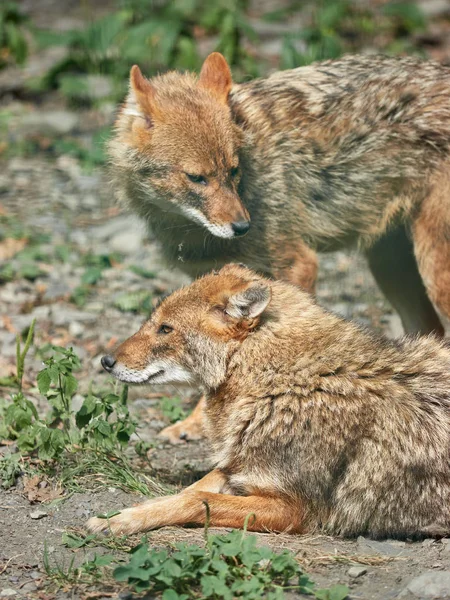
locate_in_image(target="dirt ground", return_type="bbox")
[1,1,450,599]
[1,153,449,600]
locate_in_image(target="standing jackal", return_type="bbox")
[92,264,450,538]
[110,52,450,441]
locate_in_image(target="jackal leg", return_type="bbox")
[272,240,318,294]
[366,223,443,336]
[87,471,304,535]
[412,167,450,325]
[157,395,206,444]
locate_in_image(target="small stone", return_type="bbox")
[422,538,436,548]
[43,280,70,301]
[51,307,97,327]
[109,228,146,255]
[0,590,18,598]
[84,74,114,100]
[348,566,367,578]
[21,583,37,593]
[19,110,78,136]
[398,571,450,598]
[30,510,48,520]
[69,321,84,337]
[357,536,405,557]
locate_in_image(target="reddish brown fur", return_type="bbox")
[110,53,450,441]
[91,265,450,538]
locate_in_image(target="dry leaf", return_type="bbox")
[23,475,65,504]
[0,237,27,261]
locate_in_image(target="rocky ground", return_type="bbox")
[1,1,450,599]
[0,137,449,600]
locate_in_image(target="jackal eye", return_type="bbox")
[230,166,239,178]
[158,324,173,335]
[186,173,207,185]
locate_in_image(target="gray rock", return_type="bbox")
[21,583,37,593]
[19,110,79,137]
[348,566,367,578]
[419,0,450,17]
[0,590,18,598]
[384,314,404,339]
[90,215,142,242]
[30,510,48,520]
[357,536,406,557]
[71,394,84,412]
[43,280,71,301]
[51,307,97,327]
[398,571,450,598]
[84,74,114,100]
[69,321,84,338]
[75,174,101,193]
[109,227,146,255]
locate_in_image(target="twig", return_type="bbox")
[0,553,24,575]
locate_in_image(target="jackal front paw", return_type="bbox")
[87,500,163,535]
[158,418,204,444]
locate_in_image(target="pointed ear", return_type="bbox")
[198,52,232,104]
[128,65,161,121]
[225,283,271,320]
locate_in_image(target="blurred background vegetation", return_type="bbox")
[0,0,449,169]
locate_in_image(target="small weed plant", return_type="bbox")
[112,516,349,599]
[52,520,349,599]
[160,396,187,424]
[0,319,163,496]
[0,1,29,68]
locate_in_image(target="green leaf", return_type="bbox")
[314,585,349,600]
[129,265,156,279]
[37,369,51,394]
[97,510,121,519]
[81,266,104,285]
[64,373,78,398]
[97,419,111,436]
[113,290,152,313]
[162,590,188,600]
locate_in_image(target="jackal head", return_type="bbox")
[101,265,271,389]
[111,53,250,239]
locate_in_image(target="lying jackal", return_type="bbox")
[92,264,450,538]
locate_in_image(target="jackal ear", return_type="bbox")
[225,283,271,320]
[128,65,161,121]
[198,52,232,104]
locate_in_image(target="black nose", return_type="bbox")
[231,221,250,236]
[101,355,116,372]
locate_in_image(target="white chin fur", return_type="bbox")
[111,360,194,385]
[179,206,235,239]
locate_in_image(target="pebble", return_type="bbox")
[398,571,450,598]
[348,566,367,578]
[84,74,114,100]
[18,110,79,136]
[0,590,18,598]
[29,571,41,580]
[109,228,146,255]
[43,280,71,301]
[51,307,97,326]
[357,536,405,557]
[69,321,84,337]
[90,215,142,242]
[29,510,48,520]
